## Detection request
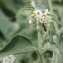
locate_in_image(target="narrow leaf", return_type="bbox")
[48,14,62,26]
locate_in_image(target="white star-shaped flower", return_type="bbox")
[30,1,52,24]
[31,9,52,23]
[39,9,52,23]
[2,55,16,63]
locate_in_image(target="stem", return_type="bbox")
[51,52,55,63]
[38,51,47,63]
[37,20,43,63]
[39,53,43,63]
[37,21,42,52]
[48,0,59,63]
[48,0,54,14]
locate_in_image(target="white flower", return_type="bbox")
[39,9,52,23]
[31,9,52,23]
[2,57,9,63]
[30,9,42,23]
[2,55,16,63]
[37,26,41,29]
[9,55,16,63]
[29,19,32,24]
[30,1,52,25]
[31,1,36,9]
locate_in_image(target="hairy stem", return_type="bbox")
[48,0,54,14]
[37,20,42,51]
[48,0,59,63]
[39,53,43,63]
[37,20,43,63]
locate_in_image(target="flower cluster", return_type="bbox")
[29,1,52,27]
[2,55,16,63]
[31,9,52,23]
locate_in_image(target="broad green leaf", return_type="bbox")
[0,35,37,57]
[43,42,62,56]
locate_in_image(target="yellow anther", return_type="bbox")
[50,20,54,23]
[31,13,36,17]
[42,15,46,19]
[43,23,47,27]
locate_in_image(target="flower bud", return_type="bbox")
[37,26,41,29]
[29,19,33,24]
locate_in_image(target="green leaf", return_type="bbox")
[42,31,48,43]
[43,42,62,56]
[0,9,20,39]
[0,9,12,39]
[53,35,58,43]
[0,35,37,57]
[60,33,63,43]
[48,14,61,35]
[23,6,34,10]
[59,27,63,34]
[48,14,62,26]
[16,6,34,18]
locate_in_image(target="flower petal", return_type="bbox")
[31,1,36,9]
[44,9,48,14]
[33,10,43,14]
[29,19,32,24]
